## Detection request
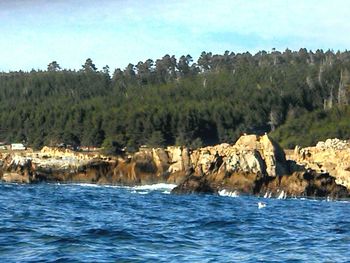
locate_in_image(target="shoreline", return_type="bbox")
[1,134,349,199]
[2,182,350,203]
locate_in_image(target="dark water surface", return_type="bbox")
[0,183,349,262]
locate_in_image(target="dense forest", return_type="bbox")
[1,48,350,152]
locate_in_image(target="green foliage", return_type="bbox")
[271,106,350,148]
[101,137,124,156]
[147,131,166,148]
[0,49,350,150]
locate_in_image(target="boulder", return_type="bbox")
[171,175,216,194]
[235,134,287,176]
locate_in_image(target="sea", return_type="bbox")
[0,183,349,262]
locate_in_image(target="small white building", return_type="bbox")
[11,143,26,151]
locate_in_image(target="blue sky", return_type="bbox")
[0,0,349,72]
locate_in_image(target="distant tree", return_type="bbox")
[1,48,350,150]
[177,55,193,77]
[155,54,177,83]
[62,131,80,147]
[147,131,165,148]
[102,65,110,75]
[124,63,136,79]
[102,137,125,155]
[197,51,212,72]
[82,58,97,72]
[47,61,61,72]
[112,68,127,92]
[136,59,154,85]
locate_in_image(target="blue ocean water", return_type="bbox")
[0,183,349,263]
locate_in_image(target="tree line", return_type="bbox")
[0,48,350,152]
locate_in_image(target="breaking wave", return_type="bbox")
[218,189,239,197]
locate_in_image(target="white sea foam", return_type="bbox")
[218,189,239,197]
[264,191,272,198]
[72,183,101,188]
[263,192,272,198]
[129,183,177,194]
[137,191,149,195]
[56,183,178,192]
[128,183,177,195]
[132,183,177,191]
[277,190,287,199]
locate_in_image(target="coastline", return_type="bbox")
[1,134,349,199]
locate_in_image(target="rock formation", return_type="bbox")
[0,145,190,186]
[0,135,349,199]
[172,135,349,198]
[289,138,350,191]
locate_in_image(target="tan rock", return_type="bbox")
[234,134,287,176]
[40,146,101,160]
[225,150,265,174]
[167,146,191,173]
[235,134,260,149]
[288,138,350,190]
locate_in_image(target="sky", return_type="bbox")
[0,0,349,72]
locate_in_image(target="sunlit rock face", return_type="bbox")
[172,135,349,198]
[0,135,349,199]
[290,138,350,191]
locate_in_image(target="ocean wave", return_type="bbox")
[53,183,177,191]
[218,189,239,197]
[132,183,177,191]
[130,184,177,195]
[70,183,101,188]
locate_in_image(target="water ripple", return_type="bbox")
[0,183,349,262]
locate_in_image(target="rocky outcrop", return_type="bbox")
[0,151,114,184]
[289,138,350,190]
[40,146,100,160]
[0,146,190,186]
[186,134,288,180]
[0,135,349,199]
[172,135,349,198]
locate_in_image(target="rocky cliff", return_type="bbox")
[172,135,349,198]
[289,138,350,191]
[0,135,349,199]
[0,146,188,185]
